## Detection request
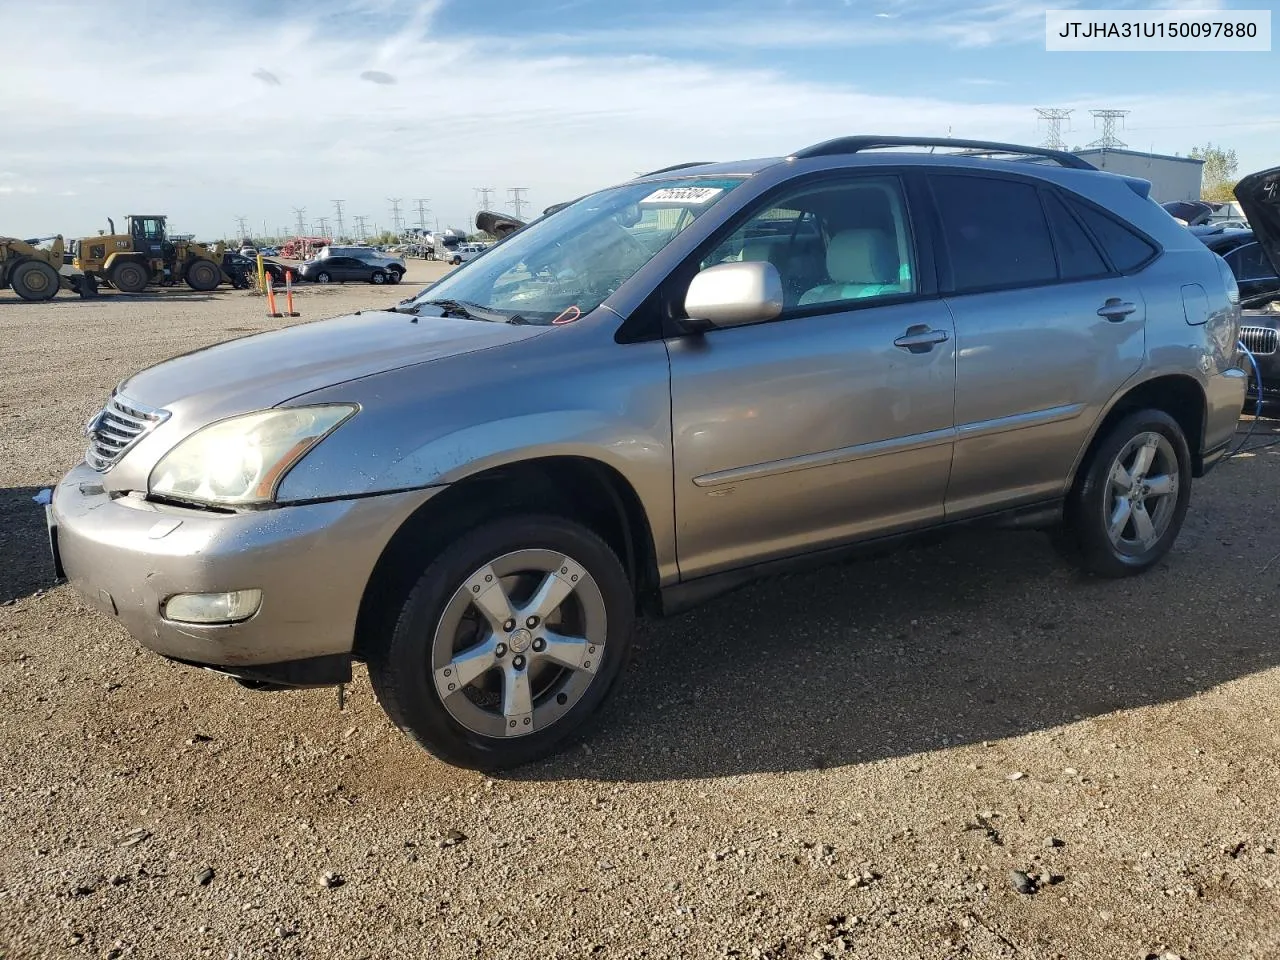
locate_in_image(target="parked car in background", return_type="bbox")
[297,255,400,284]
[1223,165,1280,404]
[239,246,258,258]
[50,137,1249,770]
[317,245,406,279]
[446,242,485,266]
[221,252,298,289]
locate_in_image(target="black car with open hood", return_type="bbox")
[1231,166,1280,404]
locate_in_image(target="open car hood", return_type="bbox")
[1235,165,1280,280]
[1163,199,1217,226]
[475,210,525,238]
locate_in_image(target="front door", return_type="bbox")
[666,174,957,579]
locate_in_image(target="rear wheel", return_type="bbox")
[367,515,635,770]
[109,260,149,293]
[10,260,60,301]
[185,258,221,291]
[1054,408,1191,577]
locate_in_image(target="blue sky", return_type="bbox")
[0,0,1275,240]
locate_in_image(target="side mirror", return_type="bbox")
[683,260,784,329]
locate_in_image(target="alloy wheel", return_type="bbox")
[1104,431,1179,556]
[431,549,607,738]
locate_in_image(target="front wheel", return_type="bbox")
[109,260,149,293]
[314,271,331,283]
[367,515,635,770]
[1053,408,1191,577]
[185,258,221,291]
[370,270,386,284]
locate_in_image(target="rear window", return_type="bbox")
[930,175,1057,291]
[1042,191,1110,280]
[1066,199,1158,272]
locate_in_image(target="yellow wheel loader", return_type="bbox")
[0,234,84,301]
[71,215,227,293]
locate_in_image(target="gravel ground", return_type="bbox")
[2,272,1279,960]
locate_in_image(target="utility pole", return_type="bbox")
[507,187,529,220]
[292,207,306,237]
[235,216,249,240]
[316,216,330,237]
[1087,109,1129,150]
[387,198,403,236]
[414,198,430,231]
[352,215,370,241]
[331,200,345,242]
[1034,108,1073,150]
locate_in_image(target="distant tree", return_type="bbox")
[373,230,399,245]
[1190,142,1239,202]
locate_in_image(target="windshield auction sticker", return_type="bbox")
[640,186,725,206]
[1046,9,1270,51]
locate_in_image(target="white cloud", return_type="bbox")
[0,0,1274,239]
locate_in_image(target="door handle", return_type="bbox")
[894,325,950,354]
[1097,298,1136,321]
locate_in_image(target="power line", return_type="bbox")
[475,187,496,211]
[352,215,370,240]
[234,216,249,239]
[1088,109,1130,149]
[414,198,430,230]
[387,198,403,235]
[331,200,345,241]
[1034,107,1073,150]
[292,207,306,237]
[507,187,529,220]
[316,216,330,237]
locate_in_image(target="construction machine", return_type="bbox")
[71,215,227,293]
[0,234,92,301]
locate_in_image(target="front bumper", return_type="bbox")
[51,463,438,681]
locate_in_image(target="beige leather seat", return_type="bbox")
[799,228,904,306]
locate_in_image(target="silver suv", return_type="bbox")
[49,137,1250,770]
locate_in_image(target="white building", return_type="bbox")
[1071,148,1204,203]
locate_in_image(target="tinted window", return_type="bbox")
[1066,199,1158,271]
[931,176,1056,291]
[1225,243,1278,282]
[1042,191,1109,280]
[699,176,916,310]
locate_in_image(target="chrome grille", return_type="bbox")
[1241,326,1279,357]
[85,393,169,471]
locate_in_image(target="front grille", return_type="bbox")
[1241,325,1279,357]
[85,393,169,471]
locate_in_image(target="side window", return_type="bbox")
[1042,191,1110,280]
[1225,243,1278,282]
[1065,198,1158,272]
[699,176,916,310]
[931,175,1056,291]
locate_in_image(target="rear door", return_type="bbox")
[928,172,1149,518]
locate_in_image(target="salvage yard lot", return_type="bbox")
[1,275,1279,959]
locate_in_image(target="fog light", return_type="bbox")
[163,589,262,624]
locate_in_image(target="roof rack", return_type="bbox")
[788,136,1095,170]
[637,161,714,178]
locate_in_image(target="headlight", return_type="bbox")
[149,405,357,506]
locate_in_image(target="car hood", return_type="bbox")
[119,309,549,415]
[1235,165,1280,280]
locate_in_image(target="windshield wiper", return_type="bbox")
[412,298,529,324]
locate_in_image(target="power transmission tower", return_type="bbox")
[316,216,330,237]
[331,200,345,241]
[292,207,307,237]
[352,215,370,241]
[234,216,249,240]
[507,187,529,220]
[1087,109,1129,149]
[387,198,403,235]
[1034,108,1073,150]
[475,187,496,211]
[414,198,430,230]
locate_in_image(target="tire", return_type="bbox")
[184,259,221,291]
[370,270,386,285]
[367,515,635,770]
[315,271,331,284]
[10,260,60,301]
[110,260,149,293]
[1054,408,1191,578]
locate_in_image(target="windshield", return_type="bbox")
[404,176,745,324]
